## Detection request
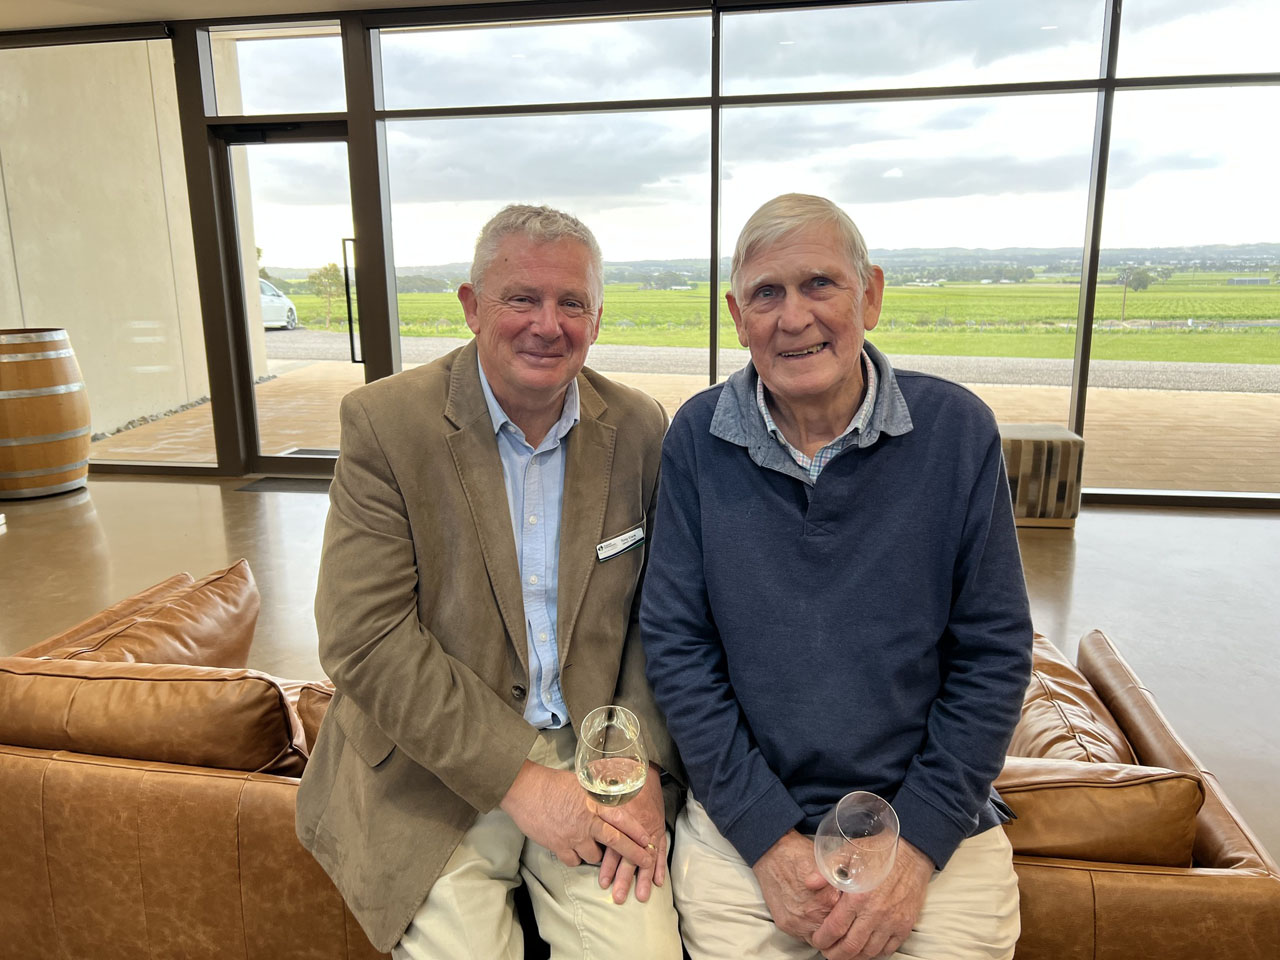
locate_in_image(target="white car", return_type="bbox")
[260,279,298,329]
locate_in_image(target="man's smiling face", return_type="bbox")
[727,222,884,412]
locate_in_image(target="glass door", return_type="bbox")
[224,137,365,464]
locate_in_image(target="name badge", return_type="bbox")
[596,525,645,562]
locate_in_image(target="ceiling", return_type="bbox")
[0,0,534,34]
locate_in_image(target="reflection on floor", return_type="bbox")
[2,477,1277,861]
[88,360,1280,492]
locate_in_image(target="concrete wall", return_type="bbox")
[0,39,209,439]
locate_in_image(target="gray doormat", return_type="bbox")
[236,477,332,494]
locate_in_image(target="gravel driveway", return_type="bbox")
[265,329,1280,393]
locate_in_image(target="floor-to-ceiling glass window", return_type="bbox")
[378,13,713,415]
[1084,0,1280,492]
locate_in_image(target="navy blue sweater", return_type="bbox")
[640,352,1032,869]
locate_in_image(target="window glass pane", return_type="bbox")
[0,40,213,467]
[1118,0,1279,77]
[385,111,711,415]
[720,94,1098,429]
[722,0,1106,96]
[379,14,710,109]
[1090,87,1280,493]
[210,22,345,116]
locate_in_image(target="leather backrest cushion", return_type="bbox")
[295,681,334,753]
[0,657,306,775]
[15,572,196,659]
[1007,635,1137,764]
[997,755,1203,866]
[29,561,259,669]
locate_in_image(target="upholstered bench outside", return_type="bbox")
[1000,422,1084,529]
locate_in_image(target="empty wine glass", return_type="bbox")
[814,791,900,892]
[575,704,647,806]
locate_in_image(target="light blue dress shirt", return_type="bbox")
[477,356,577,729]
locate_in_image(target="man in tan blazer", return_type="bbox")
[296,205,682,958]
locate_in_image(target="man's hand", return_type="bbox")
[500,761,656,871]
[597,763,667,904]
[751,830,841,942]
[805,838,934,960]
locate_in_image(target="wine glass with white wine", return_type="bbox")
[575,704,647,806]
[814,791,900,893]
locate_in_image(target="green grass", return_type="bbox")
[286,275,1280,364]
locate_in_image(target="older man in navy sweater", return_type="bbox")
[640,194,1032,960]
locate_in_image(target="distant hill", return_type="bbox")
[263,242,1280,281]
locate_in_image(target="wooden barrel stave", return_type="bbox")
[0,328,92,499]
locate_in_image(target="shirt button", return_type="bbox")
[528,515,537,525]
[528,574,538,585]
[539,631,548,643]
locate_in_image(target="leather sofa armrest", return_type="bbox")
[1077,629,1279,875]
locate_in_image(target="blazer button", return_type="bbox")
[511,684,527,701]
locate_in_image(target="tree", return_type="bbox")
[1116,266,1153,325]
[308,263,345,329]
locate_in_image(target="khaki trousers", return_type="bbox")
[393,727,682,960]
[673,796,1020,960]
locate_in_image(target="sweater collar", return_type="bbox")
[710,341,913,479]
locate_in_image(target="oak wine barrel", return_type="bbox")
[0,328,92,499]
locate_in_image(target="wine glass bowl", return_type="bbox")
[575,704,647,806]
[814,791,900,893]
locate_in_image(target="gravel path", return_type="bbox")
[265,329,1280,393]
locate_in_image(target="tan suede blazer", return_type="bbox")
[295,341,675,953]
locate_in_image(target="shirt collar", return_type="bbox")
[476,352,581,444]
[710,341,913,479]
[754,349,878,450]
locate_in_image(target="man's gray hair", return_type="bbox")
[470,204,604,308]
[730,193,872,301]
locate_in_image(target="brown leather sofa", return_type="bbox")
[2,564,1277,959]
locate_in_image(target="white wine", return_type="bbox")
[577,756,646,806]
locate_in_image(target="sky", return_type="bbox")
[228,0,1280,270]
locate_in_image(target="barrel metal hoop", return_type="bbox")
[0,477,88,499]
[0,458,90,480]
[0,426,92,447]
[0,348,75,362]
[0,382,86,399]
[0,330,68,344]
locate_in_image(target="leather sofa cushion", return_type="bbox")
[0,657,306,775]
[26,561,259,668]
[1008,635,1137,764]
[997,755,1203,866]
[15,572,196,659]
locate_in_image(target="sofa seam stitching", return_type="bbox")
[39,757,65,958]
[137,769,155,960]
[235,776,252,960]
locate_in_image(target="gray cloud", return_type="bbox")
[384,113,709,205]
[232,37,345,114]
[379,17,709,110]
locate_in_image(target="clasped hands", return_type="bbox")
[500,760,667,905]
[752,829,934,960]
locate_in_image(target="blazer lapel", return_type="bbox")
[443,342,528,668]
[556,374,615,666]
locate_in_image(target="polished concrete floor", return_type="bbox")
[2,476,1278,861]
